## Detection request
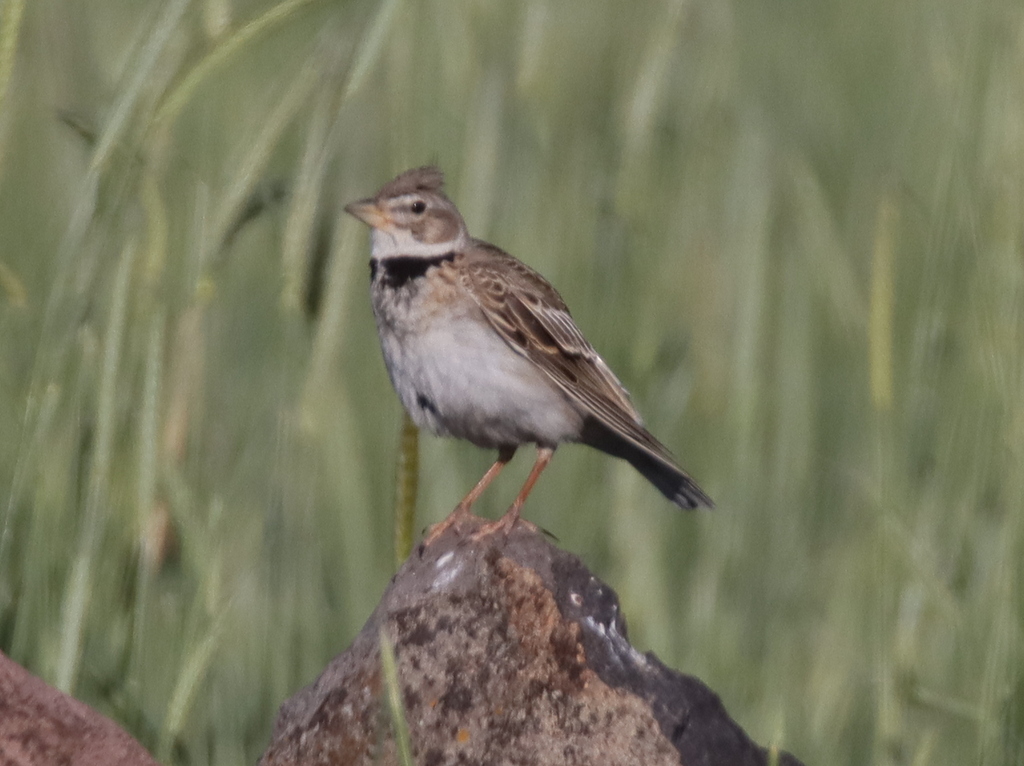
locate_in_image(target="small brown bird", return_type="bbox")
[346,167,712,540]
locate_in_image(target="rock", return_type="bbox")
[261,518,804,766]
[0,650,159,766]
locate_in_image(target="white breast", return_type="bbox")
[373,287,584,450]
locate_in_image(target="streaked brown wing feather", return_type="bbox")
[461,244,681,466]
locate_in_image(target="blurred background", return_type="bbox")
[1,0,1022,763]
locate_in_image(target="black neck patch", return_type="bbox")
[371,252,456,289]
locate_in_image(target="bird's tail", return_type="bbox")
[580,418,714,510]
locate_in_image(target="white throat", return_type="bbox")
[370,228,466,259]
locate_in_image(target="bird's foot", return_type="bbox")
[468,504,537,541]
[422,503,474,546]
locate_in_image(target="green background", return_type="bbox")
[1,0,1022,763]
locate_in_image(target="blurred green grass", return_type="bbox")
[1,0,1022,764]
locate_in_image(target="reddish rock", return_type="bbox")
[0,651,158,766]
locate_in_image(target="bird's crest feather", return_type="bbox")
[377,166,445,198]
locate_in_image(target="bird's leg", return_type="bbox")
[423,446,516,545]
[472,446,554,539]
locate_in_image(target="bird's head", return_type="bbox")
[345,166,469,258]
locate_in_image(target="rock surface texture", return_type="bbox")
[0,650,159,766]
[261,519,804,766]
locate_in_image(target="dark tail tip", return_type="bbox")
[661,470,715,510]
[581,419,714,510]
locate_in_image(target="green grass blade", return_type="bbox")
[0,0,26,120]
[54,238,137,693]
[379,628,414,766]
[152,0,323,132]
[394,413,419,567]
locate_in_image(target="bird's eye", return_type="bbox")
[410,200,426,214]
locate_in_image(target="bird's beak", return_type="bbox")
[344,198,391,229]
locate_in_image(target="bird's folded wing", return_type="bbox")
[461,255,681,467]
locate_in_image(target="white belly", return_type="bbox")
[376,306,583,449]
